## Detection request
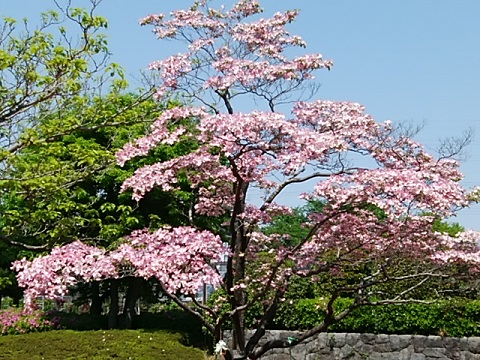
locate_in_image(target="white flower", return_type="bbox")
[215,340,228,354]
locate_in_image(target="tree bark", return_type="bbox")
[120,277,143,329]
[107,280,119,329]
[229,180,249,355]
[90,281,103,315]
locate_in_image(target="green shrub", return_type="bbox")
[134,306,207,348]
[272,297,480,337]
[47,311,107,331]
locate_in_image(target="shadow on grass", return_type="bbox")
[45,309,211,349]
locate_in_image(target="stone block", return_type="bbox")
[464,352,480,360]
[390,334,413,351]
[339,344,355,358]
[469,338,480,353]
[424,335,444,348]
[290,344,306,360]
[345,332,360,346]
[376,334,390,344]
[410,354,426,360]
[305,338,318,353]
[412,335,428,352]
[354,341,373,355]
[261,351,280,359]
[445,347,462,360]
[332,333,347,348]
[398,345,414,360]
[441,337,461,350]
[360,333,377,345]
[373,342,392,353]
[316,332,329,349]
[458,337,470,351]
[306,353,325,360]
[422,347,447,357]
[367,353,384,360]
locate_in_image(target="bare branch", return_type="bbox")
[436,127,475,161]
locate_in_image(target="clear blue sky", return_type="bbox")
[3,0,480,230]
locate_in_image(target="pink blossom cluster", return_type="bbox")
[118,98,469,225]
[431,230,480,271]
[205,54,328,90]
[120,147,234,215]
[240,204,292,224]
[13,242,116,309]
[295,213,444,270]
[13,226,225,311]
[311,167,466,219]
[139,0,331,101]
[116,106,207,167]
[116,91,480,296]
[0,307,57,335]
[119,226,226,294]
[229,0,262,18]
[148,53,192,93]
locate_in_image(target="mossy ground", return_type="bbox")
[0,329,206,360]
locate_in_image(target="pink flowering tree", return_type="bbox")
[13,227,225,328]
[14,0,480,358]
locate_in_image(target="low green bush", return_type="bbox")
[134,309,207,348]
[271,297,480,337]
[42,305,208,349]
[46,311,107,331]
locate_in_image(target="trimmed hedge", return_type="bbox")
[271,298,480,337]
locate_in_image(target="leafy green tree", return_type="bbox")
[0,1,213,326]
[0,0,159,301]
[2,95,161,248]
[0,93,194,322]
[0,1,158,247]
[1,84,228,327]
[1,0,123,161]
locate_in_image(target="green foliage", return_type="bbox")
[1,95,175,246]
[0,329,205,360]
[271,297,480,337]
[0,262,14,291]
[0,93,213,311]
[0,2,139,248]
[432,219,464,236]
[0,4,123,163]
[263,200,324,247]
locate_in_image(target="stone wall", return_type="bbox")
[225,331,480,359]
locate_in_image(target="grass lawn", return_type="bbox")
[0,329,207,360]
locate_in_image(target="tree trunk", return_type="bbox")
[107,280,119,329]
[229,180,249,355]
[90,281,103,315]
[119,277,142,329]
[12,287,21,306]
